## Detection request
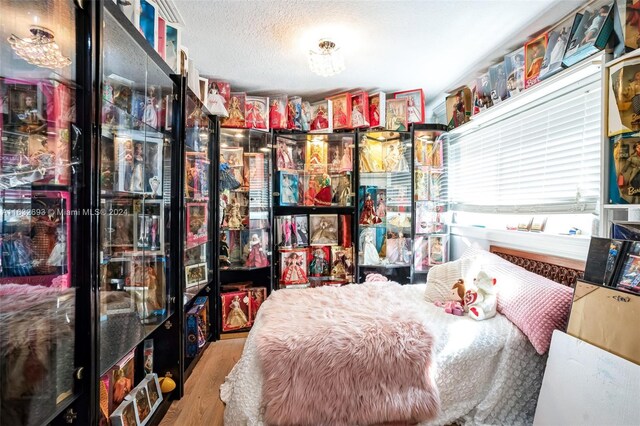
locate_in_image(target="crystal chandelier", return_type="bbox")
[308,39,345,77]
[8,26,71,69]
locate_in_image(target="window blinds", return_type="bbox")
[448,73,601,214]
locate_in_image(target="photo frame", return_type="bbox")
[185,262,208,288]
[132,384,152,426]
[186,203,208,248]
[309,214,339,246]
[279,249,309,286]
[109,398,138,426]
[144,374,163,413]
[524,32,548,89]
[393,89,424,123]
[309,100,333,132]
[326,93,352,129]
[245,96,269,129]
[269,95,287,129]
[279,172,299,206]
[385,98,408,131]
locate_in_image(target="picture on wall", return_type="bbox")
[539,13,581,80]
[394,89,424,123]
[504,47,525,97]
[524,32,548,88]
[608,56,640,136]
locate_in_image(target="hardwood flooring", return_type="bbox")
[160,338,246,426]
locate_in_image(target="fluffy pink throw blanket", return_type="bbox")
[255,283,440,426]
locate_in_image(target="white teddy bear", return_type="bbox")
[464,270,497,321]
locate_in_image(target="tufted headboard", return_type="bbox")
[489,246,585,287]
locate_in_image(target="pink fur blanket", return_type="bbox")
[255,282,440,426]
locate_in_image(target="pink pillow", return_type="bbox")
[461,248,574,354]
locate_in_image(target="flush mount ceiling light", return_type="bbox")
[308,39,345,77]
[8,26,71,69]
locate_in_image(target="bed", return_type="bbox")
[220,246,584,426]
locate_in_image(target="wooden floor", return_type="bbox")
[160,338,246,426]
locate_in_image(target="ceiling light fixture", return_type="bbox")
[308,39,345,77]
[8,26,71,69]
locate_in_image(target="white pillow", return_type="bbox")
[424,257,472,303]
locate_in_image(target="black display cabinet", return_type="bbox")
[271,130,357,289]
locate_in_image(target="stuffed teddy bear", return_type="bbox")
[464,271,497,321]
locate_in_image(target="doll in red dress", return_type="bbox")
[269,100,283,129]
[369,96,380,127]
[311,106,329,130]
[305,178,317,206]
[245,233,269,268]
[314,174,332,206]
[359,192,382,225]
[333,100,348,128]
[287,100,296,129]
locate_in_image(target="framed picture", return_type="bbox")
[382,140,409,172]
[279,249,309,286]
[327,93,352,129]
[306,138,328,174]
[110,398,138,426]
[350,91,370,128]
[385,98,408,131]
[524,32,548,89]
[269,95,287,129]
[287,96,303,130]
[133,199,164,254]
[221,92,246,128]
[132,384,151,425]
[563,1,613,67]
[428,234,447,266]
[165,23,180,73]
[539,13,581,80]
[308,246,332,278]
[445,87,471,129]
[488,62,508,103]
[279,172,299,206]
[113,135,163,196]
[245,96,269,129]
[184,153,210,200]
[309,214,339,246]
[221,290,250,331]
[368,92,386,128]
[186,203,208,248]
[144,374,163,413]
[504,47,525,97]
[185,262,208,288]
[358,135,384,172]
[205,80,230,117]
[276,215,295,248]
[393,89,424,123]
[309,100,333,132]
[294,215,309,246]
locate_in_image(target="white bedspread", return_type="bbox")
[220,284,545,425]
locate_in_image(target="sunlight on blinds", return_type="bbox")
[448,74,601,214]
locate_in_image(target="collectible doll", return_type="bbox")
[276,139,294,170]
[333,175,351,206]
[525,41,545,82]
[314,174,332,206]
[330,147,341,171]
[295,218,308,245]
[281,174,298,204]
[245,234,269,268]
[281,217,292,247]
[310,218,338,245]
[301,101,311,131]
[385,143,408,172]
[622,72,640,126]
[430,238,444,264]
[246,102,266,129]
[32,211,58,274]
[281,252,307,283]
[333,100,348,128]
[226,96,245,127]
[340,143,352,171]
[287,99,296,129]
[331,253,347,278]
[292,145,305,170]
[219,154,241,191]
[225,199,244,229]
[305,178,317,206]
[149,215,160,250]
[359,142,374,173]
[311,106,329,130]
[309,248,329,276]
[376,193,386,218]
[308,144,324,169]
[220,234,231,266]
[130,142,145,192]
[351,97,366,127]
[269,99,283,128]
[143,89,158,128]
[369,96,380,127]
[112,368,132,405]
[407,97,421,123]
[206,85,228,116]
[396,232,411,264]
[46,226,66,268]
[359,192,382,225]
[361,229,380,265]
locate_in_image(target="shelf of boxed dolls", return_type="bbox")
[101,99,172,140]
[359,263,411,269]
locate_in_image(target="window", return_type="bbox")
[448,71,601,215]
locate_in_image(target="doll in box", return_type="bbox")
[270,99,284,129]
[219,153,241,191]
[314,174,332,206]
[245,233,269,268]
[226,199,244,229]
[281,251,307,284]
[206,84,228,116]
[351,97,366,127]
[311,106,329,130]
[359,192,382,225]
[361,228,381,265]
[376,193,386,219]
[226,96,245,127]
[226,295,249,328]
[309,248,330,277]
[113,368,132,405]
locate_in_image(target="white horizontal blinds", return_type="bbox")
[449,75,601,214]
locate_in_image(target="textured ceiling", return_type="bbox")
[178,0,584,103]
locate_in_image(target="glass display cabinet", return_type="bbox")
[218,128,272,333]
[98,5,176,377]
[356,130,413,284]
[0,1,86,424]
[412,124,449,281]
[272,132,356,288]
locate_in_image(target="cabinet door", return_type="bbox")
[0,0,81,424]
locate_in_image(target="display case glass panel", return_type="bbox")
[357,131,412,283]
[219,129,271,271]
[413,127,449,276]
[0,1,80,424]
[184,93,214,303]
[98,9,176,374]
